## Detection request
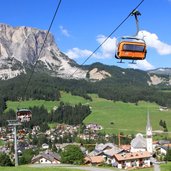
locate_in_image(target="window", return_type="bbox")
[123,44,145,52]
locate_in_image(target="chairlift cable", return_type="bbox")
[70,0,145,77]
[17,0,62,109]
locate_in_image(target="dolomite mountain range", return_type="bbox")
[0,23,170,86]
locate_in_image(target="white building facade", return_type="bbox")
[146,112,153,153]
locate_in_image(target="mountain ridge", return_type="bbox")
[0,23,171,87]
[0,23,87,80]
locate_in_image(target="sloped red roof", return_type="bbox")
[85,156,105,164]
[120,144,131,151]
[114,151,151,161]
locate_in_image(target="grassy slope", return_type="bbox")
[0,140,4,146]
[0,166,83,171]
[7,100,57,112]
[6,92,88,112]
[84,94,171,134]
[1,163,170,171]
[161,162,171,171]
[6,92,171,134]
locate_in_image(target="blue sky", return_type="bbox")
[0,0,171,70]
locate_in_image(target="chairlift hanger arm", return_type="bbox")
[131,10,141,36]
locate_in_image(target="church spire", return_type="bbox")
[146,111,152,131]
[146,111,153,153]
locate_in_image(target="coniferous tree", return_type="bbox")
[0,153,13,166]
[61,145,84,164]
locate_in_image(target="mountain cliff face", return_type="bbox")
[148,68,171,86]
[0,23,87,80]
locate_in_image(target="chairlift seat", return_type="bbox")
[115,37,147,60]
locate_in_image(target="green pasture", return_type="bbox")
[84,95,171,134]
[161,162,171,171]
[48,123,58,129]
[0,166,83,171]
[6,100,58,113]
[0,140,4,146]
[1,163,171,171]
[6,92,171,134]
[160,90,171,93]
[6,92,89,112]
[60,91,89,105]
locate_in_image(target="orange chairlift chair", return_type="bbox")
[115,10,147,63]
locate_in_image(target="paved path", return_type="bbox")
[30,164,123,171]
[154,163,160,171]
[64,166,117,171]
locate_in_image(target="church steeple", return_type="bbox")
[146,111,153,153]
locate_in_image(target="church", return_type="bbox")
[113,113,153,169]
[131,112,153,153]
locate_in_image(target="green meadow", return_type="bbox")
[161,162,171,171]
[6,92,171,134]
[7,100,57,112]
[85,95,171,134]
[0,140,4,146]
[0,166,83,171]
[6,92,88,112]
[1,163,171,171]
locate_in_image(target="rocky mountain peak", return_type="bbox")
[0,23,87,80]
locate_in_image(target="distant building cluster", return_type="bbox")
[0,113,170,169]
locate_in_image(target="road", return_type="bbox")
[154,163,161,171]
[30,163,163,171]
[30,164,124,171]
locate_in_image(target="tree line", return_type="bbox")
[0,102,91,128]
[0,63,171,107]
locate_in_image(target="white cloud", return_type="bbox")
[59,25,70,37]
[96,35,117,58]
[66,48,93,59]
[138,30,171,55]
[128,60,155,70]
[66,35,117,60]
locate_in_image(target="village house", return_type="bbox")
[159,106,168,111]
[120,145,131,152]
[55,142,80,151]
[86,123,103,131]
[84,156,105,166]
[113,151,151,169]
[42,143,49,149]
[31,150,61,164]
[86,143,125,165]
[103,146,127,165]
[155,143,171,155]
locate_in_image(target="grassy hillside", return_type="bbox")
[84,94,171,134]
[6,92,88,112]
[0,140,4,146]
[161,162,171,171]
[7,100,57,112]
[6,92,171,134]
